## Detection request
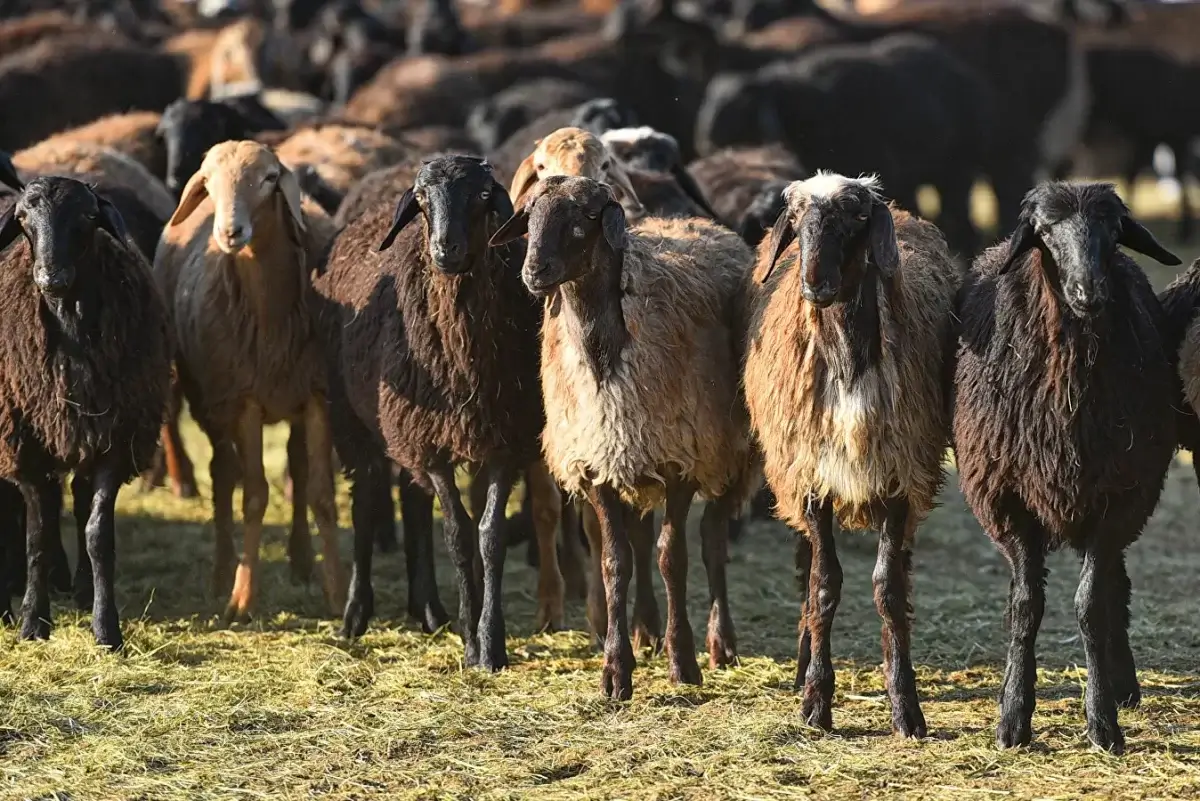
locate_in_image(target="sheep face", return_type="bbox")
[739,179,790,248]
[490,176,624,297]
[157,100,249,197]
[168,141,307,255]
[998,182,1181,318]
[0,177,127,299]
[601,127,680,173]
[510,128,644,218]
[761,172,898,308]
[377,155,513,275]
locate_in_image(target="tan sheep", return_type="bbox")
[34,112,165,179]
[742,171,960,738]
[491,175,756,700]
[154,140,345,622]
[509,127,644,217]
[271,123,411,199]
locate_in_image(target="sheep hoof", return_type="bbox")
[171,480,199,500]
[0,604,12,626]
[478,641,509,673]
[341,591,373,639]
[535,601,564,634]
[802,691,834,732]
[93,618,123,653]
[1114,681,1142,710]
[601,648,635,701]
[408,596,450,634]
[1086,715,1126,755]
[19,614,50,641]
[668,655,703,687]
[631,622,662,655]
[892,699,927,739]
[222,603,253,626]
[995,715,1033,750]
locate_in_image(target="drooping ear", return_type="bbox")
[169,170,209,226]
[0,151,23,192]
[759,206,795,284]
[868,200,900,278]
[671,163,718,219]
[509,150,540,209]
[1118,212,1182,266]
[997,214,1039,275]
[488,177,515,222]
[277,167,308,233]
[603,160,644,216]
[489,206,529,247]
[96,196,129,244]
[0,205,24,253]
[601,200,627,252]
[378,187,421,251]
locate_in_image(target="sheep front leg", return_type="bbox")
[428,466,482,666]
[1077,544,1124,754]
[793,532,813,691]
[83,463,123,650]
[800,495,841,731]
[527,460,565,632]
[343,459,387,638]
[581,499,607,646]
[477,460,515,671]
[630,512,662,653]
[660,480,701,685]
[225,405,267,623]
[873,497,926,739]
[559,496,589,601]
[588,483,635,700]
[71,473,94,610]
[397,471,449,633]
[210,439,239,597]
[304,396,347,616]
[286,423,315,585]
[701,492,739,669]
[18,477,56,641]
[995,527,1045,749]
[1106,551,1140,709]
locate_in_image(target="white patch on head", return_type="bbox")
[785,171,882,203]
[601,126,663,146]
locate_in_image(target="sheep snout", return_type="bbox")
[215,219,252,254]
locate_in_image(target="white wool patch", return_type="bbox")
[815,377,884,505]
[600,126,662,146]
[786,171,881,202]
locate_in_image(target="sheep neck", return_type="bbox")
[810,268,883,386]
[224,198,308,322]
[557,240,628,383]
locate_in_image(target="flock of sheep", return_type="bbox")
[0,0,1198,762]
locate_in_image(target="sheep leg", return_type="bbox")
[71,473,95,610]
[559,496,589,601]
[18,477,55,641]
[588,483,635,700]
[343,459,386,639]
[581,499,607,646]
[996,530,1045,749]
[1076,544,1124,754]
[873,498,926,739]
[428,466,483,666]
[793,532,813,692]
[304,397,348,617]
[800,495,840,731]
[398,470,450,633]
[1105,551,1140,709]
[467,464,486,588]
[701,494,738,669]
[660,480,701,685]
[82,463,123,650]
[477,460,515,672]
[371,470,399,554]
[225,406,267,623]
[0,483,19,624]
[285,423,315,585]
[210,440,238,598]
[145,379,197,498]
[45,480,71,595]
[528,460,565,633]
[630,512,662,653]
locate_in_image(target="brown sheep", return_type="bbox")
[270,122,412,200]
[33,112,166,183]
[491,175,756,699]
[155,140,345,622]
[742,172,960,737]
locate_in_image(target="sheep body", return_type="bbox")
[36,112,165,178]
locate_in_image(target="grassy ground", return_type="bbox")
[4,189,1200,800]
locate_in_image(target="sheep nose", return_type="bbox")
[803,282,839,307]
[36,273,71,297]
[431,240,466,270]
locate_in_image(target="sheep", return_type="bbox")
[600,126,719,219]
[207,16,309,98]
[953,181,1181,754]
[509,127,644,217]
[742,171,960,737]
[32,111,165,178]
[489,175,755,698]
[686,144,807,246]
[317,154,543,668]
[1159,259,1200,492]
[467,78,599,153]
[269,121,412,202]
[154,140,346,622]
[489,97,638,184]
[0,175,172,647]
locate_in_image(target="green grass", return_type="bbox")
[3,197,1200,800]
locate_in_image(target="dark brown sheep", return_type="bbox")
[686,144,807,246]
[953,181,1181,754]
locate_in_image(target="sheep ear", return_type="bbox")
[671,163,717,219]
[509,153,539,210]
[96,196,128,244]
[0,151,22,192]
[278,168,308,233]
[760,207,795,284]
[170,171,209,227]
[604,162,644,216]
[489,178,515,222]
[601,200,627,252]
[868,201,899,278]
[997,216,1038,274]
[1118,213,1182,266]
[0,206,23,253]
[489,208,529,247]
[378,187,420,252]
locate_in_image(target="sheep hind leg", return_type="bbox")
[45,480,71,595]
[71,474,94,610]
[793,531,813,692]
[1105,551,1140,709]
[285,423,315,585]
[659,480,701,685]
[428,465,483,666]
[995,522,1046,750]
[17,476,56,641]
[800,495,840,731]
[82,462,123,650]
[873,497,926,739]
[581,500,607,647]
[630,512,662,653]
[343,459,387,638]
[476,460,516,671]
[1077,543,1124,754]
[559,495,589,601]
[398,471,449,633]
[588,483,636,700]
[224,405,267,623]
[527,460,565,633]
[210,440,238,598]
[370,469,398,554]
[304,397,347,617]
[701,493,738,670]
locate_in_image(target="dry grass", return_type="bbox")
[3,200,1200,801]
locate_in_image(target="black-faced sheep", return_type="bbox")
[0,176,172,647]
[742,172,959,737]
[953,181,1181,754]
[490,175,755,698]
[154,140,346,622]
[317,155,542,670]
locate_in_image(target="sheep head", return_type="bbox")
[490,175,625,297]
[377,155,513,275]
[157,99,254,197]
[602,126,718,219]
[0,177,127,299]
[510,128,643,219]
[998,181,1180,318]
[760,172,897,307]
[169,140,306,256]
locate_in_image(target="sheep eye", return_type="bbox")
[264,172,280,184]
[856,213,868,221]
[480,190,491,200]
[585,212,599,220]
